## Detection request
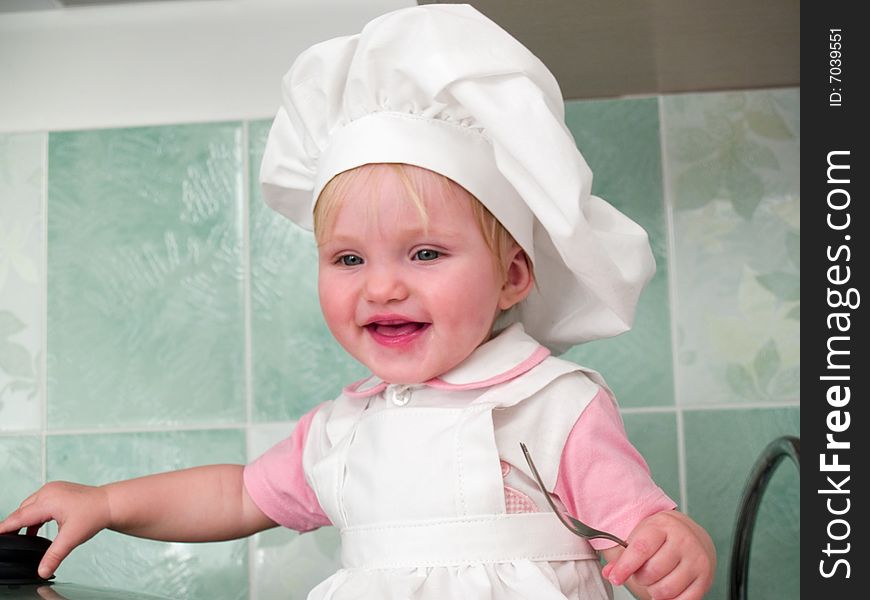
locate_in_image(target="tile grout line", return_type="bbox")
[679,399,801,411]
[0,399,800,438]
[1,397,800,438]
[620,402,800,414]
[241,120,256,600]
[40,130,49,486]
[675,409,688,513]
[38,422,253,436]
[656,94,689,513]
[241,121,254,431]
[620,406,679,415]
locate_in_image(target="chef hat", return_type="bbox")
[260,3,655,353]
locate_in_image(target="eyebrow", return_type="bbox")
[326,223,466,243]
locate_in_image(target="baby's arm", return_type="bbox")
[552,391,714,597]
[601,510,715,600]
[0,464,276,579]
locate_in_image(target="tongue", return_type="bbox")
[374,322,423,337]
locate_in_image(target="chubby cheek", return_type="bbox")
[432,268,502,333]
[317,274,354,341]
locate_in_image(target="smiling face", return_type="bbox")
[316,164,531,384]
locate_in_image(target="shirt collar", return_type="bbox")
[343,323,550,398]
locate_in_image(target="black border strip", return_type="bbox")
[804,2,867,595]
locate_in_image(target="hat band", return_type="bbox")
[314,111,536,261]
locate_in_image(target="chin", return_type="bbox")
[377,372,427,385]
[370,365,432,385]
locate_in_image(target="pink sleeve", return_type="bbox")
[553,389,677,550]
[243,403,332,532]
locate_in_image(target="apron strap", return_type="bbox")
[340,512,598,569]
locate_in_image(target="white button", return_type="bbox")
[388,385,411,406]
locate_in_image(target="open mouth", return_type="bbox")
[364,320,430,345]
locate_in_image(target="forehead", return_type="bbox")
[325,164,476,232]
[359,163,465,203]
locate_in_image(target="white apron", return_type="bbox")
[301,343,614,600]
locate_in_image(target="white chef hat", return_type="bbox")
[260,3,655,353]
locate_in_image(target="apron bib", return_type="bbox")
[301,357,612,599]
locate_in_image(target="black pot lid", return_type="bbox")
[1,534,173,599]
[0,534,53,586]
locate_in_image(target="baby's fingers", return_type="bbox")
[663,575,708,600]
[37,516,105,579]
[641,560,697,600]
[38,534,75,579]
[0,502,51,535]
[605,530,667,586]
[630,546,681,588]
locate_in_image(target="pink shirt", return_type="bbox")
[244,389,675,550]
[244,405,331,533]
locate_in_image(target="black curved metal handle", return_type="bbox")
[729,435,800,600]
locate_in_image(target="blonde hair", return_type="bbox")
[314,163,531,279]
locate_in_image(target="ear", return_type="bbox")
[498,246,534,310]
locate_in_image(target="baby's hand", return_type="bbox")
[601,510,715,600]
[0,481,111,579]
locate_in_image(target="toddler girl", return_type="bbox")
[1,5,714,599]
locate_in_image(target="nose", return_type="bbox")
[363,264,409,304]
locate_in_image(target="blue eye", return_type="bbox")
[414,249,440,261]
[338,254,364,266]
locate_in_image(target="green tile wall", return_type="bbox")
[0,87,800,600]
[0,132,44,432]
[47,124,247,429]
[0,435,41,512]
[562,98,674,409]
[663,90,800,406]
[622,412,681,505]
[684,407,800,600]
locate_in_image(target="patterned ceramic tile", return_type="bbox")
[622,411,680,506]
[46,124,246,429]
[46,428,248,600]
[684,407,799,600]
[248,120,367,422]
[562,99,674,408]
[0,435,42,517]
[0,133,44,431]
[663,89,800,405]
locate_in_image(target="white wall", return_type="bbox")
[0,0,413,133]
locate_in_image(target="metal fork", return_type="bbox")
[520,442,627,547]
